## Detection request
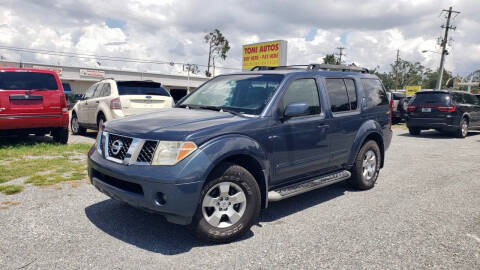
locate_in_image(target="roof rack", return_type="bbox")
[250,64,369,73]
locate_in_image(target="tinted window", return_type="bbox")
[326,79,350,112]
[282,79,320,115]
[361,79,388,108]
[0,72,58,90]
[412,92,452,105]
[463,93,478,105]
[117,81,170,96]
[344,79,358,110]
[451,93,463,104]
[62,83,72,93]
[180,74,284,115]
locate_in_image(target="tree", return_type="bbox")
[323,54,338,65]
[204,29,230,77]
[392,59,425,89]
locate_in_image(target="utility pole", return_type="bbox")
[437,6,460,90]
[335,47,345,64]
[394,49,400,91]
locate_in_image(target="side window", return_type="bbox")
[464,93,478,105]
[325,79,349,112]
[281,79,320,115]
[93,83,104,98]
[452,93,463,104]
[84,84,96,99]
[344,79,358,110]
[101,83,111,97]
[361,79,388,108]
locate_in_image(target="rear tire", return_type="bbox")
[52,128,68,144]
[192,163,261,243]
[455,118,468,138]
[349,140,381,190]
[97,114,106,132]
[71,113,86,135]
[409,128,421,135]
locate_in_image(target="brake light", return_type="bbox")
[110,98,121,110]
[407,106,416,112]
[60,93,68,112]
[437,105,456,112]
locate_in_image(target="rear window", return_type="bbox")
[411,92,451,105]
[0,72,58,90]
[117,81,170,96]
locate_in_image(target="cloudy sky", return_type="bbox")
[0,0,478,77]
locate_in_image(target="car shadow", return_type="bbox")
[398,129,480,139]
[85,182,349,254]
[0,135,56,145]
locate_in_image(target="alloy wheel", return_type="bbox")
[362,150,377,181]
[201,181,247,228]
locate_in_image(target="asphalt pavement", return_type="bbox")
[1,128,479,269]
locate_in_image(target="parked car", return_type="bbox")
[87,64,392,242]
[406,90,480,138]
[0,68,69,143]
[387,91,407,124]
[71,79,173,135]
[475,94,480,102]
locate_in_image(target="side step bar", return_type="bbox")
[268,170,351,201]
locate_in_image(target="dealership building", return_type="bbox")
[0,60,208,101]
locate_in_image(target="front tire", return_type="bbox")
[193,163,261,243]
[52,128,68,144]
[349,140,381,190]
[71,113,86,135]
[409,127,421,135]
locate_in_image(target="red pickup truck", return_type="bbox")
[0,68,69,143]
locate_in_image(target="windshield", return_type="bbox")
[178,74,284,115]
[117,81,170,96]
[0,72,58,90]
[411,92,451,105]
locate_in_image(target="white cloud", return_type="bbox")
[0,0,477,76]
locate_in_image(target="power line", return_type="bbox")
[0,44,242,71]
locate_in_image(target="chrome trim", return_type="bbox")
[102,131,156,166]
[96,131,103,154]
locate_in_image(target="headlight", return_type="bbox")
[96,131,103,153]
[151,141,198,165]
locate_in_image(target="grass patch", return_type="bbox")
[0,142,91,188]
[0,185,24,195]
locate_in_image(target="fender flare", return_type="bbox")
[347,120,385,168]
[197,134,270,207]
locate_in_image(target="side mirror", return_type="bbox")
[283,102,310,119]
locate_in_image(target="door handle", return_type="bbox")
[317,124,329,129]
[95,101,99,104]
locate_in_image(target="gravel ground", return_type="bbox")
[0,128,479,269]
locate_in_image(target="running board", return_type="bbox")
[268,170,351,201]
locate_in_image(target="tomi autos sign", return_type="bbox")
[80,69,105,78]
[242,40,287,70]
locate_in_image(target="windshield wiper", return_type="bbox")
[178,104,244,116]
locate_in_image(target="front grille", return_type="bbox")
[137,140,158,163]
[107,134,132,160]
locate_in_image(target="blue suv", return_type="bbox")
[87,64,392,242]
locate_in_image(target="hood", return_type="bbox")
[105,108,254,142]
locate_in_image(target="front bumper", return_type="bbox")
[88,149,208,225]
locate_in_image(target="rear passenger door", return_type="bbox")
[324,78,363,168]
[86,83,103,124]
[77,84,96,123]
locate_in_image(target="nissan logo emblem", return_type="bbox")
[111,140,124,155]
